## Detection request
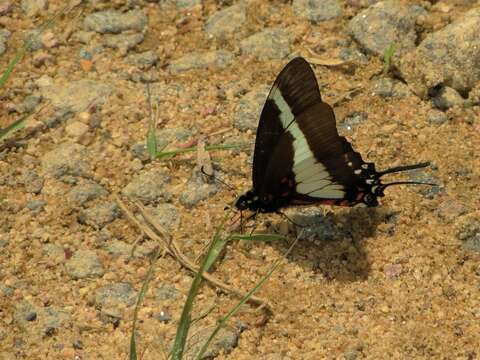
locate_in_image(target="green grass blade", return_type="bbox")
[156,143,248,160]
[146,127,158,159]
[383,43,396,75]
[171,212,231,360]
[229,234,286,242]
[0,115,29,142]
[129,247,161,360]
[194,236,300,360]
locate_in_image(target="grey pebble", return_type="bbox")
[65,250,105,279]
[427,110,448,125]
[148,203,180,230]
[457,219,480,252]
[292,209,352,242]
[339,111,368,132]
[293,0,342,23]
[40,79,112,113]
[204,3,247,38]
[240,28,292,60]
[71,30,95,44]
[0,238,8,248]
[95,282,137,308]
[41,142,92,179]
[436,201,468,223]
[399,8,480,98]
[14,301,37,330]
[125,50,159,68]
[24,28,43,52]
[95,282,137,323]
[78,202,121,229]
[122,168,171,203]
[155,311,171,323]
[103,32,144,51]
[14,301,71,336]
[44,108,74,128]
[0,29,11,55]
[155,283,182,301]
[339,47,368,64]
[67,180,108,206]
[184,326,238,359]
[15,95,41,114]
[21,0,47,17]
[348,0,417,56]
[168,50,235,73]
[42,243,65,262]
[84,10,147,34]
[431,86,464,110]
[233,86,270,131]
[26,199,46,213]
[370,77,411,98]
[22,170,44,194]
[176,0,201,9]
[180,169,218,208]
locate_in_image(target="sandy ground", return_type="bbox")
[1,0,479,359]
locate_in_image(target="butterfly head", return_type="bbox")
[235,191,256,211]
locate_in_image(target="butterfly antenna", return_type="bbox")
[200,166,237,193]
[377,162,431,177]
[379,180,438,192]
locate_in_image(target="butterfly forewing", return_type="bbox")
[252,58,322,190]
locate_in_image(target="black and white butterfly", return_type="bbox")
[235,57,432,214]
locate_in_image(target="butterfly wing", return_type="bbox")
[254,59,374,207]
[252,57,322,191]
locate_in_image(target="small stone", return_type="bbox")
[148,203,180,230]
[95,283,137,308]
[95,282,137,323]
[0,1,14,15]
[103,33,144,52]
[240,28,292,60]
[427,110,448,125]
[40,79,112,113]
[26,199,46,212]
[384,263,403,278]
[14,301,38,331]
[71,30,95,44]
[456,218,480,252]
[204,3,247,38]
[0,29,11,55]
[168,50,234,73]
[233,86,270,131]
[84,10,147,34]
[41,142,92,179]
[125,50,159,68]
[293,0,342,23]
[348,0,417,56]
[179,170,218,208]
[155,283,181,301]
[184,326,238,358]
[15,95,41,114]
[21,0,48,17]
[370,77,412,98]
[78,202,121,229]
[176,0,201,9]
[431,86,464,110]
[436,200,468,223]
[339,111,368,132]
[65,121,89,139]
[67,180,107,205]
[155,311,171,323]
[65,250,105,279]
[22,170,44,194]
[42,243,65,262]
[122,168,171,203]
[344,349,361,360]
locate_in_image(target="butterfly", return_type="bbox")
[235,57,433,214]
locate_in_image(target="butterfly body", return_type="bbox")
[236,57,432,214]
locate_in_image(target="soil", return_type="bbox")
[1,1,479,359]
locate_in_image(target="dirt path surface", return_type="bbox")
[1,0,479,359]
